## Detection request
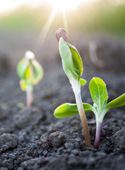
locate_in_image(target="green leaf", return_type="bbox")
[20,79,27,91]
[59,38,83,84]
[24,65,33,81]
[80,78,87,86]
[59,38,77,82]
[89,77,108,112]
[105,93,125,111]
[68,43,83,78]
[17,57,43,86]
[83,103,96,113]
[32,60,44,84]
[17,58,29,79]
[54,103,95,118]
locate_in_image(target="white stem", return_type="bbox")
[26,87,33,108]
[94,119,102,149]
[72,82,91,146]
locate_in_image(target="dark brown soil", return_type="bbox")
[0,31,125,170]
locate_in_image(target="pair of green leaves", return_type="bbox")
[17,51,44,91]
[57,37,125,121]
[59,37,86,86]
[54,77,125,122]
[56,30,125,148]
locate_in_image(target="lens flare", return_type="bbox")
[48,0,80,10]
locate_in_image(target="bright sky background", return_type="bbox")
[0,0,99,13]
[0,0,124,13]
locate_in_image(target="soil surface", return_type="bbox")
[0,32,125,170]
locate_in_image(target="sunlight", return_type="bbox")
[40,9,57,42]
[34,0,97,47]
[48,0,80,10]
[0,0,98,13]
[34,8,57,51]
[0,0,43,13]
[48,0,96,11]
[0,0,99,49]
[0,0,24,13]
[62,10,68,31]
[48,0,79,10]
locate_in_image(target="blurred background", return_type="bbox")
[0,0,125,72]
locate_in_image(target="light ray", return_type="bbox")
[34,8,57,51]
[41,8,57,42]
[62,10,68,32]
[48,0,79,11]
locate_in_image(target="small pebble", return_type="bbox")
[49,131,66,147]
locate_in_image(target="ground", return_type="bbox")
[0,31,125,170]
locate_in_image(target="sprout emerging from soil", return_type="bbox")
[55,28,91,146]
[54,77,125,148]
[17,51,44,108]
[89,78,125,148]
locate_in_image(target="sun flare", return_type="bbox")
[48,0,82,10]
[0,0,98,13]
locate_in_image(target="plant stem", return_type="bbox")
[26,87,33,108]
[73,84,91,146]
[94,121,102,149]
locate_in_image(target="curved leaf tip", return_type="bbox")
[80,78,87,86]
[56,28,73,45]
[105,93,125,111]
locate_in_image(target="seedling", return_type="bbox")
[17,51,44,108]
[55,28,91,146]
[54,77,125,148]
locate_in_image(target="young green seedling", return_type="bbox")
[55,28,91,146]
[54,77,125,148]
[17,51,44,108]
[89,78,125,148]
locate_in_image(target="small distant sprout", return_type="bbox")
[54,77,125,148]
[55,28,91,146]
[17,51,44,108]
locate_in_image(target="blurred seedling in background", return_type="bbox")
[54,77,125,148]
[17,51,44,108]
[55,28,91,146]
